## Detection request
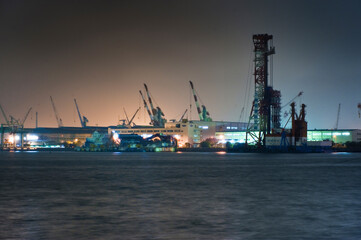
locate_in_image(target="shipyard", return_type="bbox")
[1,34,360,152]
[1,1,361,239]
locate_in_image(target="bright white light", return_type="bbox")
[342,132,350,136]
[112,133,120,144]
[113,133,119,140]
[199,126,208,129]
[26,134,39,141]
[173,135,180,140]
[141,134,152,139]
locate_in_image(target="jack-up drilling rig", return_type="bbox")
[246,34,281,147]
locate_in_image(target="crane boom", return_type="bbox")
[179,109,188,122]
[123,108,130,124]
[50,96,63,127]
[0,104,9,125]
[21,107,32,125]
[144,84,157,116]
[189,81,203,121]
[74,99,84,127]
[139,90,154,124]
[281,91,303,109]
[128,107,140,126]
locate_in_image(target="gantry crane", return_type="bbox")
[0,105,32,149]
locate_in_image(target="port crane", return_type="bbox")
[0,105,32,127]
[123,107,141,127]
[189,81,212,122]
[74,99,88,128]
[0,105,32,149]
[141,84,167,127]
[50,96,63,127]
[140,90,155,125]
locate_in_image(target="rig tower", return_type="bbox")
[246,34,281,147]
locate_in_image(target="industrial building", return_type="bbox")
[0,127,108,149]
[109,120,247,148]
[216,129,361,145]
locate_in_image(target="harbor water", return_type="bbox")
[0,151,360,239]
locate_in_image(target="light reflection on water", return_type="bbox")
[0,152,361,239]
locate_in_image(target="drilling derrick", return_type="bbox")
[246,34,276,146]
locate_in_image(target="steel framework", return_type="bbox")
[246,34,275,146]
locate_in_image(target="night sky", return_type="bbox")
[0,0,360,129]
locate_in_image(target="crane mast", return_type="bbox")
[139,90,155,125]
[189,81,212,121]
[142,84,166,127]
[74,99,88,128]
[50,96,63,127]
[189,81,203,121]
[144,84,157,117]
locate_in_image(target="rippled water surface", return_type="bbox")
[1,151,361,239]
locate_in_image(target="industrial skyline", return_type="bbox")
[0,0,360,129]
